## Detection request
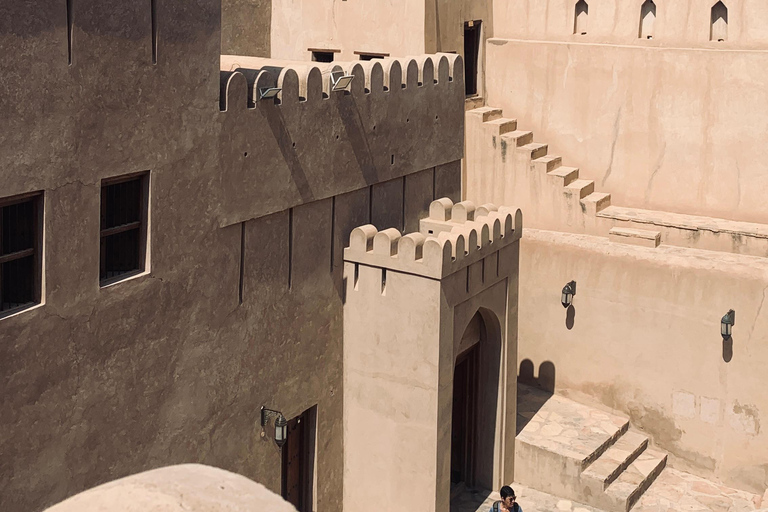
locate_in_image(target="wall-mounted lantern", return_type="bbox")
[261,406,288,448]
[561,280,576,308]
[721,309,735,339]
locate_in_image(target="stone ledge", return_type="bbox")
[609,227,661,248]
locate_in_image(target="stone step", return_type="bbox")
[484,117,518,135]
[516,385,630,472]
[582,431,649,490]
[582,192,612,215]
[609,227,661,248]
[564,179,595,200]
[533,155,562,174]
[470,106,503,122]
[501,130,534,147]
[546,165,579,186]
[605,448,668,512]
[519,142,548,160]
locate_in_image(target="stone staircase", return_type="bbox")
[465,106,768,258]
[516,384,668,512]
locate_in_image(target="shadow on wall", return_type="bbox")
[723,336,733,363]
[517,359,556,434]
[565,304,576,330]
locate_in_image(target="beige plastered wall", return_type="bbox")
[45,464,297,512]
[425,0,494,99]
[342,240,519,510]
[484,38,768,224]
[493,0,768,47]
[270,0,426,61]
[0,3,464,511]
[518,229,768,493]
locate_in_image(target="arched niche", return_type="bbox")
[711,1,728,42]
[574,0,589,35]
[639,0,656,39]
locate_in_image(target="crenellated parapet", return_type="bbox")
[344,198,522,279]
[216,54,466,227]
[219,54,463,110]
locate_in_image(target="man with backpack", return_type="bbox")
[490,486,522,512]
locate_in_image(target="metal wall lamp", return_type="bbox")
[258,87,282,100]
[330,71,354,92]
[721,309,735,339]
[260,406,288,448]
[561,280,576,308]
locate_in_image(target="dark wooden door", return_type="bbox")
[451,346,479,486]
[282,414,306,510]
[464,21,481,96]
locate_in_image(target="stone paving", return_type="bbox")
[451,484,606,512]
[517,384,629,464]
[634,468,765,512]
[451,474,767,512]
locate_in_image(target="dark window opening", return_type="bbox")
[574,0,589,35]
[355,51,389,61]
[100,173,149,285]
[463,21,481,97]
[0,193,43,316]
[311,51,335,63]
[639,0,656,39]
[711,1,728,42]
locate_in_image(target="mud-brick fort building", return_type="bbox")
[2,1,768,512]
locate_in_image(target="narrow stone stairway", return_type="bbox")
[516,384,667,512]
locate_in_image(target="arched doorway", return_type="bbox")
[451,309,502,492]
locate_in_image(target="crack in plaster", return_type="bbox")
[601,107,622,186]
[747,284,768,344]
[644,141,667,203]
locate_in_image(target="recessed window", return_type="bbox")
[574,0,589,35]
[711,1,728,42]
[355,51,389,61]
[100,172,149,286]
[464,20,482,97]
[0,192,43,317]
[309,49,339,63]
[639,0,656,39]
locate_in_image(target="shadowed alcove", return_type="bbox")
[451,308,502,493]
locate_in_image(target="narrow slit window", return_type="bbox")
[0,193,43,317]
[711,1,728,42]
[381,268,387,295]
[639,0,656,39]
[100,172,149,286]
[574,0,589,35]
[353,263,360,290]
[463,21,481,97]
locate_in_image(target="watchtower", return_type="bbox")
[342,198,522,511]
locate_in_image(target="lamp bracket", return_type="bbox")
[260,406,282,427]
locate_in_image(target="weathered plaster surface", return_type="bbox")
[0,3,465,511]
[493,0,768,48]
[518,229,768,493]
[485,39,768,223]
[45,464,296,512]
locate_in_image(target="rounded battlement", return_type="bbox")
[344,197,522,279]
[219,54,464,111]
